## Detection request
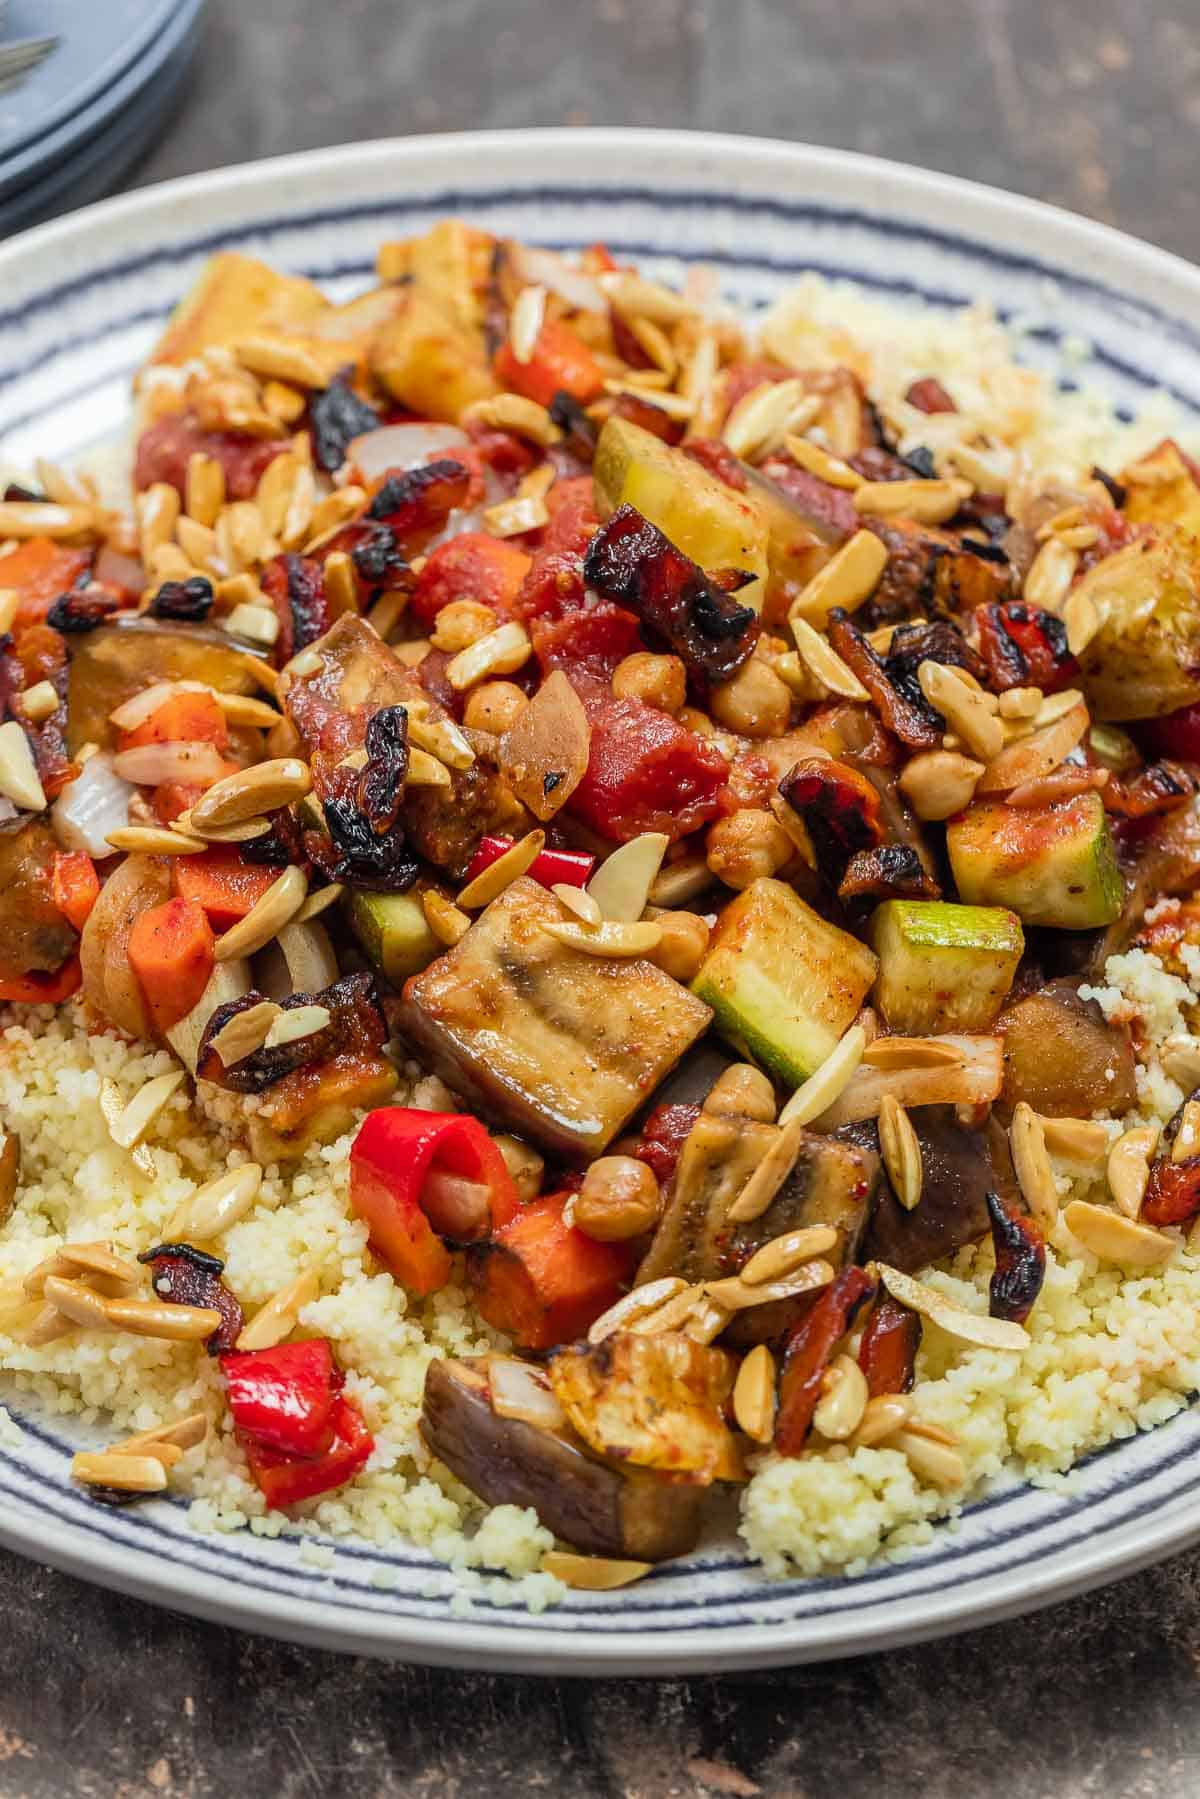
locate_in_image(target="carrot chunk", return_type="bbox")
[127,896,215,1033]
[172,847,280,928]
[51,852,100,932]
[494,319,604,408]
[467,1191,633,1350]
[118,690,229,752]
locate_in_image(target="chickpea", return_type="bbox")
[646,909,710,983]
[678,705,717,739]
[708,657,791,739]
[463,680,529,735]
[569,1156,661,1242]
[612,651,687,715]
[705,809,793,890]
[431,599,496,653]
[702,1062,776,1122]
[494,1133,544,1202]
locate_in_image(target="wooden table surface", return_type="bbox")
[5,1,1200,1793]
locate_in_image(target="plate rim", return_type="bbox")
[3,126,1200,1670]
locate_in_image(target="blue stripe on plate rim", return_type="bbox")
[2,136,1200,1666]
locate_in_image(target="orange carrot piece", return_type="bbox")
[127,897,215,1033]
[0,539,91,630]
[51,852,100,932]
[467,1191,633,1350]
[172,847,279,928]
[119,690,229,752]
[494,320,605,408]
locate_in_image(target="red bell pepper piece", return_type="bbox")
[857,1295,921,1397]
[0,955,81,1005]
[467,1190,633,1351]
[462,835,595,892]
[1139,701,1200,765]
[241,1396,374,1507]
[774,1266,877,1456]
[350,1108,521,1295]
[51,851,99,932]
[221,1338,340,1457]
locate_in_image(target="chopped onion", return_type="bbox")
[51,752,134,855]
[498,669,591,821]
[348,424,470,483]
[424,506,489,552]
[812,1035,1004,1129]
[168,959,253,1074]
[275,919,339,993]
[109,680,210,732]
[94,543,146,595]
[487,1356,568,1432]
[513,246,607,314]
[111,741,229,787]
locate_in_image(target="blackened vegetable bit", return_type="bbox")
[985,1189,1045,1325]
[136,1243,244,1355]
[310,371,380,472]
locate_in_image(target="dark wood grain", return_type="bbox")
[5,1,1200,1793]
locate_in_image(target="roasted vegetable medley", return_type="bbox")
[4,225,1200,1588]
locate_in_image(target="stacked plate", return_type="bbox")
[0,0,204,236]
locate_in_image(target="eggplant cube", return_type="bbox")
[399,877,713,1156]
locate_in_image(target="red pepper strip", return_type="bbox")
[774,1266,877,1456]
[858,1296,922,1397]
[463,835,596,891]
[349,1108,521,1295]
[240,1396,374,1507]
[220,1339,340,1457]
[0,955,81,1005]
[985,1191,1046,1324]
[1141,1154,1200,1228]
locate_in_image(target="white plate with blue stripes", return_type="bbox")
[2,130,1200,1672]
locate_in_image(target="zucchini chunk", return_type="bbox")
[691,877,878,1084]
[398,877,712,1157]
[947,793,1122,930]
[348,889,441,984]
[869,899,1023,1033]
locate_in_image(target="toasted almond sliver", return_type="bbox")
[189,757,312,830]
[917,660,1004,762]
[1173,1099,1200,1163]
[213,866,308,961]
[1010,1100,1059,1229]
[739,1224,839,1285]
[173,810,271,845]
[778,1026,866,1130]
[422,889,472,947]
[1107,1125,1159,1218]
[0,719,46,812]
[648,854,714,909]
[264,1003,331,1049]
[787,529,889,628]
[1040,1115,1110,1163]
[457,830,545,908]
[235,1271,320,1351]
[782,433,863,490]
[98,1079,154,1175]
[726,1117,807,1224]
[464,393,562,447]
[406,709,475,772]
[812,1353,869,1441]
[849,1392,914,1449]
[1161,1034,1200,1089]
[878,1094,923,1210]
[105,1295,223,1340]
[510,284,547,363]
[404,747,453,789]
[587,832,670,923]
[861,1036,963,1070]
[225,602,279,646]
[790,617,870,701]
[541,1551,652,1590]
[1023,535,1078,614]
[19,680,58,724]
[108,1070,185,1150]
[706,1260,835,1312]
[892,1429,966,1490]
[723,377,812,460]
[294,882,344,923]
[23,1300,75,1345]
[23,1242,139,1299]
[854,477,971,525]
[114,1412,209,1458]
[207,1000,280,1067]
[876,1262,1030,1350]
[586,1276,689,1344]
[71,1452,168,1493]
[167,1164,264,1240]
[541,919,662,958]
[626,1282,714,1336]
[732,1343,777,1445]
[42,1276,114,1331]
[446,621,532,691]
[553,883,603,926]
[1064,1200,1174,1268]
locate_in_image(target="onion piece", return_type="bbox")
[487,1356,569,1432]
[498,669,592,821]
[168,958,253,1074]
[112,742,229,787]
[51,752,134,855]
[811,1035,1004,1128]
[512,246,607,314]
[80,853,172,1039]
[348,424,469,483]
[275,919,338,993]
[94,543,146,595]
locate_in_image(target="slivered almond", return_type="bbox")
[705,1260,835,1311]
[627,1282,730,1343]
[1173,1099,1200,1163]
[167,1164,263,1240]
[782,433,863,489]
[854,477,971,525]
[587,832,670,923]
[1063,1200,1173,1267]
[23,1242,138,1299]
[42,1276,114,1331]
[587,1277,688,1344]
[878,1094,923,1210]
[457,830,545,908]
[464,394,562,446]
[790,617,870,700]
[185,452,226,528]
[190,758,311,830]
[812,1354,869,1441]
[0,720,46,812]
[876,1263,1030,1350]
[726,1118,807,1223]
[542,919,662,958]
[893,1429,966,1490]
[213,866,308,961]
[108,1294,223,1341]
[917,660,1004,761]
[236,1271,320,1352]
[778,1026,867,1129]
[510,285,547,363]
[71,1452,168,1494]
[553,883,603,925]
[787,529,889,628]
[977,702,1089,795]
[225,601,279,646]
[293,882,344,923]
[107,1070,185,1150]
[106,826,208,855]
[723,377,813,460]
[1023,536,1078,613]
[422,889,471,946]
[264,1004,331,1049]
[849,1392,914,1448]
[113,1413,209,1459]
[541,1551,651,1590]
[446,621,532,691]
[1010,1100,1059,1229]
[732,1343,777,1444]
[601,269,692,323]
[739,1225,839,1285]
[1041,1116,1109,1163]
[861,1036,963,1069]
[1107,1125,1159,1218]
[206,1000,280,1066]
[406,707,475,771]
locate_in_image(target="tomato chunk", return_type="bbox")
[134,411,291,501]
[411,533,532,627]
[569,691,729,843]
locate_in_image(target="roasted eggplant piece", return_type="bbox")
[65,619,265,755]
[853,1106,1021,1273]
[997,978,1138,1118]
[421,1357,704,1561]
[398,876,712,1157]
[0,821,77,976]
[862,516,1014,627]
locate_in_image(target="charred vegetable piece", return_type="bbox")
[260,554,330,665]
[1141,1135,1200,1228]
[0,538,91,631]
[975,601,1077,694]
[0,821,78,977]
[468,1191,633,1350]
[244,973,398,1163]
[367,458,472,546]
[310,373,380,473]
[46,582,120,634]
[197,987,339,1092]
[582,504,759,685]
[854,1108,1020,1274]
[779,756,882,885]
[869,900,1024,1034]
[986,1190,1045,1324]
[138,1243,243,1354]
[882,617,987,710]
[1104,761,1198,821]
[691,877,877,1085]
[858,1296,921,1396]
[369,292,498,422]
[593,417,770,613]
[947,793,1123,931]
[636,1110,777,1286]
[421,1358,704,1561]
[826,610,942,749]
[65,620,263,755]
[738,463,842,623]
[863,517,1014,628]
[997,979,1138,1119]
[1122,439,1200,536]
[548,1331,743,1484]
[774,1266,877,1456]
[838,844,939,906]
[399,876,711,1157]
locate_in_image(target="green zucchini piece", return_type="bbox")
[349,890,440,983]
[691,877,877,1084]
[869,899,1023,1033]
[946,793,1122,930]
